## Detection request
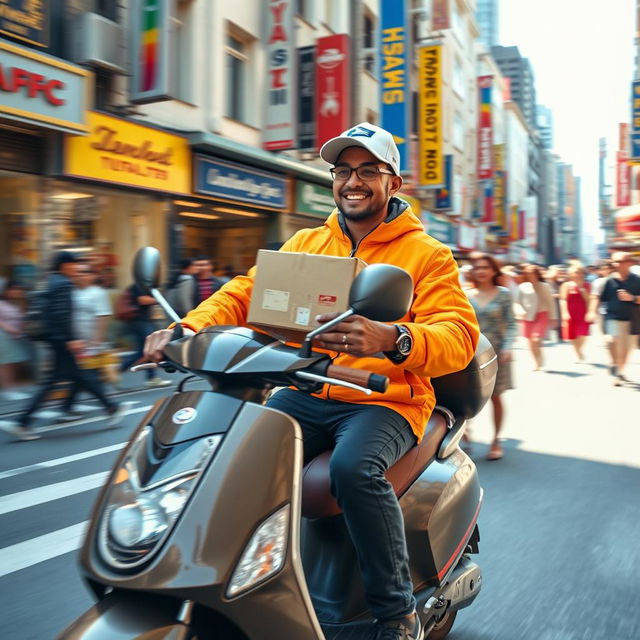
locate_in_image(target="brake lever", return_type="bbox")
[294,371,372,396]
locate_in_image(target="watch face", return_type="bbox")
[397,335,412,355]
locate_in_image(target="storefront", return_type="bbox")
[60,110,192,288]
[174,156,291,275]
[0,38,92,284]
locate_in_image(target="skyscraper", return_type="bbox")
[490,45,537,131]
[536,104,553,150]
[476,0,499,50]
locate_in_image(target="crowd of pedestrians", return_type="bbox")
[461,250,640,460]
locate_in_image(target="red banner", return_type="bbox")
[477,76,493,180]
[518,209,526,240]
[616,151,631,206]
[315,34,350,148]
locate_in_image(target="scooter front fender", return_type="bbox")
[58,594,196,640]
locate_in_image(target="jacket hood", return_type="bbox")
[324,196,425,245]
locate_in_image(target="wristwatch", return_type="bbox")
[384,325,413,364]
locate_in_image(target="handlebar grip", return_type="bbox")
[326,365,389,393]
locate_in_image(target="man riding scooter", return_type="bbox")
[144,123,480,640]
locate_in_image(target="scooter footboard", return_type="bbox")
[57,593,195,640]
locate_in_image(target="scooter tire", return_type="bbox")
[426,610,456,640]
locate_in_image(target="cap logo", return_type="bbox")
[346,126,375,138]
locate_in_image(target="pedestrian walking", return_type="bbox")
[60,263,130,420]
[193,256,224,304]
[545,265,566,343]
[559,264,591,363]
[118,283,171,388]
[467,254,518,461]
[165,258,198,318]
[0,252,126,441]
[598,252,640,386]
[516,264,557,371]
[0,279,30,401]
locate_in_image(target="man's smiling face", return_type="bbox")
[332,146,401,223]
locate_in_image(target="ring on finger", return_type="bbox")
[342,334,348,344]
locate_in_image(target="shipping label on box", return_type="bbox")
[248,250,366,342]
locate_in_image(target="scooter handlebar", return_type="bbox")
[325,365,389,393]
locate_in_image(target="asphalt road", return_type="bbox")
[0,337,639,640]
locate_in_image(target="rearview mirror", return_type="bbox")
[349,264,413,321]
[132,246,182,324]
[132,246,162,293]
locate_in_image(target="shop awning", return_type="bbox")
[186,131,332,187]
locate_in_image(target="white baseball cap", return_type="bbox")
[320,123,401,176]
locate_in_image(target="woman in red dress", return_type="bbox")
[559,264,591,362]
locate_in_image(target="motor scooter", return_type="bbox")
[59,247,497,640]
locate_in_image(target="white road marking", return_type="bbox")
[0,521,89,578]
[0,442,127,480]
[0,471,109,515]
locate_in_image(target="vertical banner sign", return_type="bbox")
[631,81,640,160]
[493,171,506,227]
[481,182,494,223]
[264,0,295,151]
[130,0,172,104]
[298,46,316,150]
[418,44,443,187]
[617,123,631,206]
[380,0,409,173]
[617,151,631,207]
[434,155,452,210]
[518,209,526,240]
[477,76,493,179]
[316,34,350,147]
[510,205,519,241]
[432,0,451,30]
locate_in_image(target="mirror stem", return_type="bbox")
[298,309,354,358]
[151,287,183,324]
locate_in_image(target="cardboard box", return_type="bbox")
[248,250,366,343]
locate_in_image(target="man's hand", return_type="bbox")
[314,313,398,357]
[617,289,634,302]
[67,340,86,354]
[143,329,174,363]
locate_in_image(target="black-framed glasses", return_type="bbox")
[330,165,395,182]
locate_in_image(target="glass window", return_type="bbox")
[171,0,193,102]
[363,12,375,74]
[225,32,248,122]
[452,56,465,100]
[453,111,464,150]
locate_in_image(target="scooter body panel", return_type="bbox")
[401,448,482,588]
[75,396,325,640]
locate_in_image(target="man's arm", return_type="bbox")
[399,246,479,378]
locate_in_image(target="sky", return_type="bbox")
[499,0,635,242]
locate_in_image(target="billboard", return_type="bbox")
[380,0,409,172]
[417,43,443,187]
[316,34,350,147]
[0,0,49,47]
[632,81,640,160]
[263,0,296,150]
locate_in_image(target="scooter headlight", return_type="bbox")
[99,427,221,569]
[227,504,290,598]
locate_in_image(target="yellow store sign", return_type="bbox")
[64,111,191,194]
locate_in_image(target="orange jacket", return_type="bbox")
[180,199,479,441]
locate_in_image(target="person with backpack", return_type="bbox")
[117,283,171,388]
[165,258,198,318]
[0,252,128,441]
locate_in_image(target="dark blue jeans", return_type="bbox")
[119,319,158,380]
[266,388,417,621]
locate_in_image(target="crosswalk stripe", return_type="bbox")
[0,472,109,515]
[0,521,89,578]
[0,443,126,481]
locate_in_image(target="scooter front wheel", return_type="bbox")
[426,610,456,640]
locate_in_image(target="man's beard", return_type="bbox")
[339,204,378,221]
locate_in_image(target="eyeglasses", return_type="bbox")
[330,165,395,182]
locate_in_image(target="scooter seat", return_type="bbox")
[301,409,450,519]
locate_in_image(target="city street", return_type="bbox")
[0,337,639,640]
